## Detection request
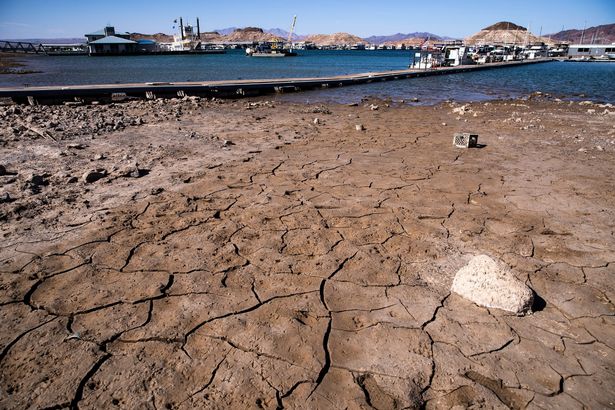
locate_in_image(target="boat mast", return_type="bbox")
[288,15,297,51]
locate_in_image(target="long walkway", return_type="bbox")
[0,58,553,103]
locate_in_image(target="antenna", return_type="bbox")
[580,21,586,44]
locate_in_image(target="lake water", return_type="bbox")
[2,50,614,104]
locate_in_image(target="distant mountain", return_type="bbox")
[547,23,615,44]
[465,21,552,45]
[5,38,85,44]
[213,27,239,36]
[264,28,306,41]
[363,32,449,45]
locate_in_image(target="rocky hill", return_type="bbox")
[547,23,615,44]
[224,27,283,43]
[465,21,553,45]
[304,32,367,46]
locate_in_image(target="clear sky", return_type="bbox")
[0,0,613,39]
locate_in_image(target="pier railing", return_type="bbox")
[0,41,47,54]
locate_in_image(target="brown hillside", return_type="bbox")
[483,22,527,31]
[224,28,283,42]
[465,22,553,45]
[548,23,615,44]
[304,32,367,46]
[130,32,173,42]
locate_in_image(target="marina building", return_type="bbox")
[85,26,138,55]
[567,44,615,59]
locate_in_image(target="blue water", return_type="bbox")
[2,49,614,104]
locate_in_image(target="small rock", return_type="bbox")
[451,255,534,314]
[442,122,447,126]
[67,176,78,183]
[82,169,108,184]
[355,124,365,132]
[369,104,379,111]
[223,140,235,147]
[587,109,596,114]
[313,118,320,125]
[67,143,86,150]
[410,97,420,102]
[0,192,11,203]
[118,163,147,178]
[28,173,48,186]
[94,153,106,160]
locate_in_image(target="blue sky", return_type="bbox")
[1,0,613,39]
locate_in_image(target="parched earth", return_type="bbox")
[1,95,614,409]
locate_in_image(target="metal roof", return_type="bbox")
[89,36,137,44]
[85,29,131,36]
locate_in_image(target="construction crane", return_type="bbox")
[287,15,297,52]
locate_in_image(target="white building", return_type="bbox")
[568,44,615,59]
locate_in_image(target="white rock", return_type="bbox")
[313,118,320,125]
[451,255,534,314]
[355,124,365,131]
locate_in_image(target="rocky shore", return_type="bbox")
[1,95,614,408]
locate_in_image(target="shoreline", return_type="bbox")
[1,96,614,408]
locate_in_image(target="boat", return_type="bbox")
[246,41,297,57]
[246,16,298,57]
[165,17,226,54]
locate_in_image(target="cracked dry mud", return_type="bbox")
[1,96,614,409]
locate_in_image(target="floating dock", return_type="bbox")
[0,58,554,104]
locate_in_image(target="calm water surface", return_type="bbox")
[2,50,614,104]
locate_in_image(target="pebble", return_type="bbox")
[313,118,320,125]
[223,140,235,147]
[369,104,379,111]
[355,124,365,131]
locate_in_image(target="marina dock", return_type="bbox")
[0,58,553,104]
